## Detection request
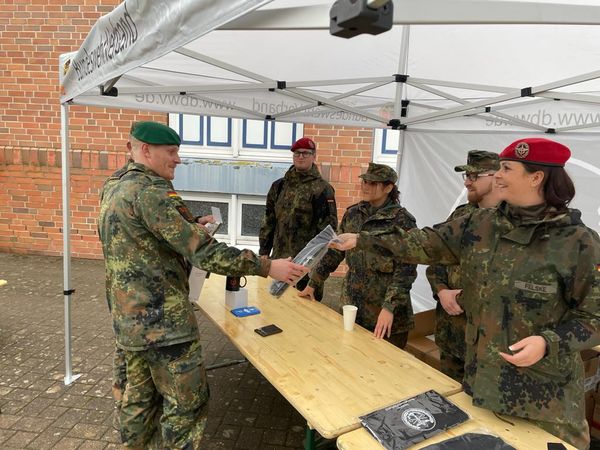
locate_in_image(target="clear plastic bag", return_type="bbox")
[269,225,338,297]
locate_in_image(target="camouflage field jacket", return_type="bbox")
[425,203,477,356]
[99,162,270,351]
[309,200,417,333]
[358,201,600,423]
[259,164,337,259]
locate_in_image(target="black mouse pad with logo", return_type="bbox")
[359,390,469,450]
[421,432,516,449]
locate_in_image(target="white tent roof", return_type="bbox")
[57,0,600,382]
[60,0,600,133]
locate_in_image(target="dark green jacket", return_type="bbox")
[259,164,337,258]
[98,162,270,351]
[358,202,600,426]
[426,203,477,356]
[309,200,417,334]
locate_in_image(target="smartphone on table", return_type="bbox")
[254,324,283,337]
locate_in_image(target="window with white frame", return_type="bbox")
[373,128,399,169]
[181,192,266,251]
[170,113,303,162]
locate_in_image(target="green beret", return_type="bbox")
[130,121,181,146]
[359,162,398,183]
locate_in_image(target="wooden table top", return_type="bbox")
[197,274,462,439]
[336,391,577,449]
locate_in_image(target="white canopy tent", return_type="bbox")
[59,0,600,383]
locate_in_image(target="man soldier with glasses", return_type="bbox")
[426,150,500,382]
[259,137,338,300]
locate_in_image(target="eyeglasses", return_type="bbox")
[293,151,314,158]
[462,173,495,182]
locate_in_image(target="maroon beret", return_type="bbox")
[499,138,571,167]
[290,137,316,152]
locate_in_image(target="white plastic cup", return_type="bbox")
[342,305,358,331]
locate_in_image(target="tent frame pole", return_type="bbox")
[394,25,410,176]
[61,102,81,386]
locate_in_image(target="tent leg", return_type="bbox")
[394,25,410,174]
[61,102,80,386]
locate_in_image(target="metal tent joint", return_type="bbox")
[401,99,410,117]
[100,86,118,97]
[388,119,405,130]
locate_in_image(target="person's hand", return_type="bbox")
[499,335,547,367]
[269,258,308,285]
[374,308,394,339]
[196,215,215,225]
[298,285,316,301]
[438,289,464,316]
[329,233,358,251]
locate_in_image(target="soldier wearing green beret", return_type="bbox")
[331,138,600,449]
[98,121,307,449]
[426,150,500,382]
[300,163,417,348]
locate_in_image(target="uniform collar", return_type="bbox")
[285,163,321,182]
[498,201,577,244]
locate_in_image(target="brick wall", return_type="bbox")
[0,1,373,260]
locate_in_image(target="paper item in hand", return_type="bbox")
[269,225,338,297]
[188,267,207,302]
[204,206,223,235]
[360,390,469,450]
[420,432,516,450]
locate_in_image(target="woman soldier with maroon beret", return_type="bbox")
[332,138,600,448]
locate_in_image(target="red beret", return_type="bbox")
[290,137,316,152]
[499,138,570,167]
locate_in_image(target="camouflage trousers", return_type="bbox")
[120,340,209,449]
[529,416,590,450]
[296,275,323,301]
[360,326,408,349]
[112,345,127,428]
[438,350,465,384]
[386,331,408,350]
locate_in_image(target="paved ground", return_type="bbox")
[0,252,344,449]
[2,252,599,450]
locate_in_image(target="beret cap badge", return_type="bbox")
[514,142,530,159]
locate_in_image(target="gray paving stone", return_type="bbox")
[25,427,68,450]
[0,253,345,449]
[2,430,38,448]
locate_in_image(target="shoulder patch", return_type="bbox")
[176,204,196,223]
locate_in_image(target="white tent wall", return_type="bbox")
[59,0,600,382]
[398,130,600,311]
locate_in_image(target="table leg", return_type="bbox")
[304,426,316,450]
[304,426,336,450]
[206,358,247,370]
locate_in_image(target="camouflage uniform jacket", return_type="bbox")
[259,164,337,258]
[357,201,600,422]
[426,203,477,356]
[309,200,417,333]
[98,162,270,351]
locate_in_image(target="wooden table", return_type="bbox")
[197,274,462,443]
[336,391,577,449]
